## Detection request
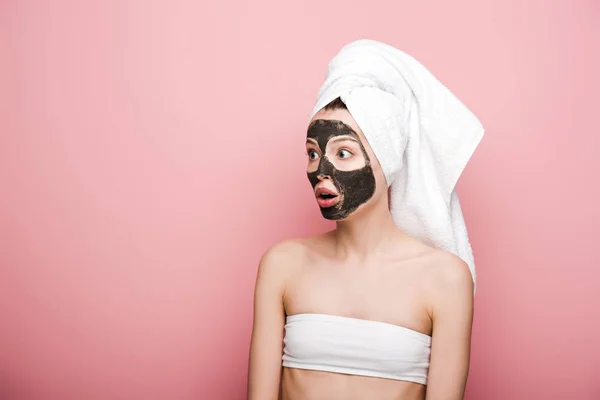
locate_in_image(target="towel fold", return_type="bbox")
[310,39,484,292]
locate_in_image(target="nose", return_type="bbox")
[316,156,335,181]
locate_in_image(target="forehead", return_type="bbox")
[307,119,359,142]
[307,108,367,146]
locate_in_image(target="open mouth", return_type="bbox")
[315,187,340,208]
[318,193,337,200]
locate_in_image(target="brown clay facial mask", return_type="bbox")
[306,119,376,220]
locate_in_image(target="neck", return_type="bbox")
[332,197,404,262]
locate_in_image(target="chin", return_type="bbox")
[322,214,347,222]
[320,205,360,221]
[320,206,345,221]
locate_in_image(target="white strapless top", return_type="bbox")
[282,313,431,385]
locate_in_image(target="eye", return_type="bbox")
[307,149,320,161]
[338,149,353,159]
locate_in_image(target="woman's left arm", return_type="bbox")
[425,255,475,400]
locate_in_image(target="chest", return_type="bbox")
[283,258,429,330]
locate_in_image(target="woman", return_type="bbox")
[248,40,484,400]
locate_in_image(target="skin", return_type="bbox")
[247,107,474,400]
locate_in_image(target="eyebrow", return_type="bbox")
[328,136,359,145]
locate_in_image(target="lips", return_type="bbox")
[315,186,340,208]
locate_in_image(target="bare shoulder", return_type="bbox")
[252,239,304,309]
[256,236,319,283]
[423,249,474,301]
[260,238,306,264]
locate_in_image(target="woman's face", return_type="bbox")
[306,108,386,220]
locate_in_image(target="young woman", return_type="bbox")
[248,40,484,400]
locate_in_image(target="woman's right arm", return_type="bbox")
[247,245,288,400]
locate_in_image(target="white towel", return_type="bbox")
[309,39,484,292]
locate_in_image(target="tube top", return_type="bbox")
[282,313,431,385]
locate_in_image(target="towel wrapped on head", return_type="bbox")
[309,39,484,292]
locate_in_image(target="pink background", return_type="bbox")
[1,0,599,399]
